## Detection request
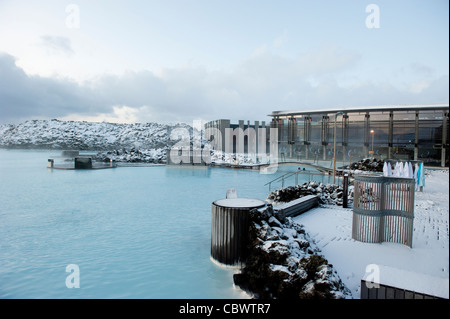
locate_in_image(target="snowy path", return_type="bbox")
[294,169,449,299]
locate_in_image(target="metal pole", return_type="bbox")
[333,117,337,184]
[442,110,447,167]
[343,174,349,208]
[333,112,343,184]
[370,129,374,159]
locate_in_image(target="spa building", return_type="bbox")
[206,104,449,167]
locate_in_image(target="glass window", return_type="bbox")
[369,113,390,147]
[393,111,415,121]
[347,113,365,145]
[279,119,288,142]
[309,114,322,143]
[370,112,390,121]
[296,117,305,143]
[418,146,441,166]
[419,120,443,146]
[419,110,444,120]
[392,111,415,145]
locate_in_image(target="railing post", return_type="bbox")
[379,180,386,243]
[343,174,348,208]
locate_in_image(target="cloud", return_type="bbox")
[408,80,431,94]
[273,29,288,48]
[61,105,142,124]
[409,62,435,78]
[40,35,74,56]
[295,44,362,76]
[0,49,448,126]
[0,52,106,123]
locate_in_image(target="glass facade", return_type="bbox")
[269,105,449,167]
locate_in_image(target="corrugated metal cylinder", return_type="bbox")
[352,175,415,247]
[211,198,265,267]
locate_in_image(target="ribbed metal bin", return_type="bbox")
[352,175,415,247]
[211,198,266,267]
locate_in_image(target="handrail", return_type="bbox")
[264,170,330,191]
[264,168,347,191]
[264,172,295,186]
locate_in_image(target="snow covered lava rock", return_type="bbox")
[233,205,351,299]
[0,119,191,151]
[346,158,384,172]
[94,148,167,164]
[267,181,353,206]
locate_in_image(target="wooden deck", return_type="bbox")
[273,195,320,218]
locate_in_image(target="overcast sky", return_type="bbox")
[0,0,448,125]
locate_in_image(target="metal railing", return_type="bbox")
[264,170,340,191]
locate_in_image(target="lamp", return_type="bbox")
[370,129,375,158]
[333,112,344,184]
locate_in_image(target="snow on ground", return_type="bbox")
[293,169,449,299]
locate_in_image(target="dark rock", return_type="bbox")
[267,180,353,206]
[234,207,351,299]
[268,216,283,228]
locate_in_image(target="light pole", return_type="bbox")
[370,129,375,158]
[333,112,344,184]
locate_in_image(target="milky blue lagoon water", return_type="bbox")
[0,149,333,299]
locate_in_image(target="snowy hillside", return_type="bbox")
[0,119,192,151]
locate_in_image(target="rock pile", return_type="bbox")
[94,148,167,164]
[210,150,261,165]
[267,181,353,206]
[233,206,351,299]
[345,158,384,172]
[0,119,191,151]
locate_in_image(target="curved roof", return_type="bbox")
[269,103,449,117]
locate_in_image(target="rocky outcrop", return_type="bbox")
[233,206,351,299]
[0,119,192,151]
[345,158,385,172]
[267,181,353,206]
[94,148,167,164]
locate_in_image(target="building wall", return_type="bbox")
[205,106,448,167]
[204,119,268,155]
[270,108,449,167]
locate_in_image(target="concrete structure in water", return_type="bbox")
[48,150,115,170]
